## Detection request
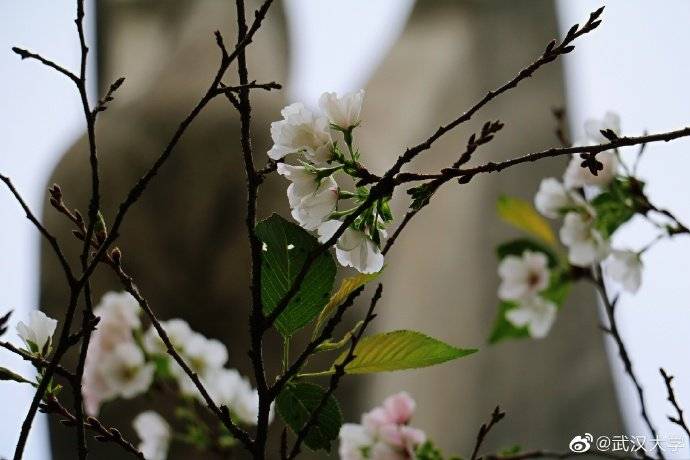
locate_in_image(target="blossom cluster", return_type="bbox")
[497,112,645,339]
[71,291,266,459]
[269,90,389,274]
[338,392,426,460]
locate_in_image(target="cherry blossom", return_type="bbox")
[268,103,333,164]
[133,411,171,460]
[505,296,557,339]
[16,310,57,356]
[497,251,550,301]
[319,90,365,130]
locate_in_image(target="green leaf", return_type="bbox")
[256,214,336,337]
[497,196,556,245]
[591,186,636,238]
[276,382,342,452]
[496,238,559,268]
[326,330,476,375]
[415,441,447,460]
[312,271,382,339]
[0,367,32,385]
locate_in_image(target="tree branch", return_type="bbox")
[470,406,506,460]
[660,368,690,440]
[286,284,383,459]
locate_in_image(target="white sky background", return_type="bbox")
[2,0,690,458]
[557,1,690,456]
[0,1,96,458]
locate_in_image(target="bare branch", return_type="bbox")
[660,368,690,439]
[470,406,506,460]
[11,47,79,84]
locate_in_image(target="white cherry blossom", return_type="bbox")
[319,90,365,130]
[277,163,339,230]
[318,221,384,274]
[99,342,154,399]
[268,103,333,163]
[559,211,609,267]
[143,319,193,356]
[606,249,643,293]
[339,423,374,460]
[207,368,243,406]
[83,291,142,415]
[133,411,171,460]
[534,178,572,219]
[16,310,58,355]
[171,333,228,396]
[505,296,557,339]
[497,251,550,301]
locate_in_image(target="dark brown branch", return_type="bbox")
[82,0,276,284]
[590,266,663,459]
[11,47,79,84]
[233,1,272,458]
[14,291,79,460]
[660,368,690,439]
[286,284,383,459]
[40,396,144,459]
[0,175,75,286]
[0,341,76,383]
[385,7,604,177]
[384,121,504,255]
[73,0,101,454]
[470,406,506,460]
[111,262,253,449]
[262,8,608,334]
[394,126,690,185]
[212,80,282,96]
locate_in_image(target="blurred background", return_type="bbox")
[2,0,690,458]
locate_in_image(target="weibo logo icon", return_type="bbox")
[569,433,593,453]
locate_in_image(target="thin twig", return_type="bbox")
[394,126,690,185]
[384,121,504,255]
[0,341,76,383]
[0,175,74,285]
[660,368,690,440]
[385,7,604,177]
[286,285,383,459]
[591,266,663,459]
[40,396,145,459]
[470,406,506,460]
[111,261,253,449]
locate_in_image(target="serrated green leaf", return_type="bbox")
[0,367,32,385]
[322,330,476,375]
[312,271,382,339]
[256,214,336,337]
[276,382,342,452]
[497,196,556,245]
[496,238,559,268]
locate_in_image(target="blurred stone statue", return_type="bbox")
[40,0,622,458]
